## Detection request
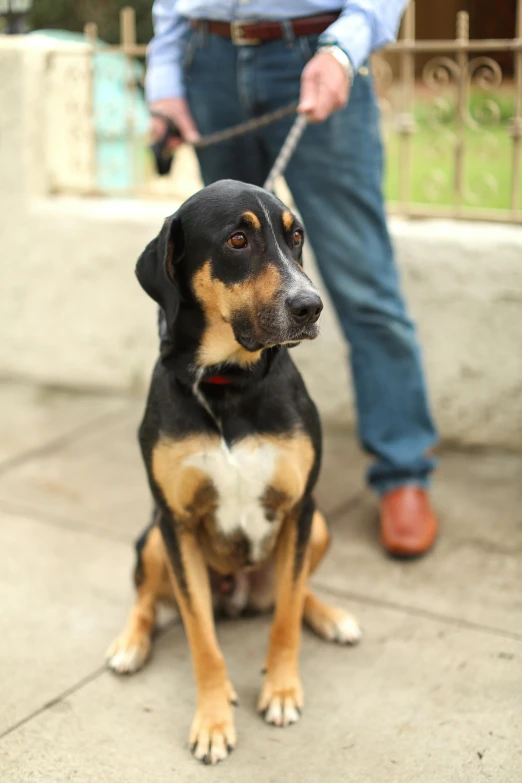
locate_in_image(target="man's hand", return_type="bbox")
[298,52,351,123]
[149,97,200,149]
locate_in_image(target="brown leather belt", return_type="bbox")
[190,12,340,46]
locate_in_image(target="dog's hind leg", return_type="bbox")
[106,514,172,674]
[303,510,362,645]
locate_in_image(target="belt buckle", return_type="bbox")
[230,20,260,46]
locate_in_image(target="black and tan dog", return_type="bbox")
[106,180,361,764]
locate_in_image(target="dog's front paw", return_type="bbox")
[304,592,363,646]
[310,607,363,645]
[106,629,151,675]
[258,670,303,727]
[190,687,237,765]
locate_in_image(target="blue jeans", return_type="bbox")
[183,28,438,495]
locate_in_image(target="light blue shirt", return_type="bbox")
[146,0,408,102]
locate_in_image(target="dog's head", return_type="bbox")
[136,180,323,367]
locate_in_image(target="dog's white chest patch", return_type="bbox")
[184,439,280,561]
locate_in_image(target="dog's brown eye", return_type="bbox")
[228,233,248,249]
[293,230,303,246]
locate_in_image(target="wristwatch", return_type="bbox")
[316,44,354,83]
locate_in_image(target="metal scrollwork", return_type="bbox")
[467,56,502,91]
[418,59,459,201]
[467,56,502,130]
[425,96,454,129]
[422,57,460,92]
[422,169,449,203]
[466,171,499,205]
[421,52,503,206]
[464,56,502,203]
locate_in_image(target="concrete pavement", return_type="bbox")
[0,382,520,782]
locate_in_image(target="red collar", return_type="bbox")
[202,374,231,385]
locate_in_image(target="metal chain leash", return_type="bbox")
[150,101,308,192]
[263,113,308,191]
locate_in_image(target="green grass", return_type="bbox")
[383,91,519,212]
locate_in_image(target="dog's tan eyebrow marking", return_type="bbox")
[242,211,262,231]
[282,211,294,231]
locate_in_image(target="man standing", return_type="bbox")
[146,1,439,557]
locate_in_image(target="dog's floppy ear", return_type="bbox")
[135,214,184,330]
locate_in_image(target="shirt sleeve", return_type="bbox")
[145,0,189,103]
[320,0,409,72]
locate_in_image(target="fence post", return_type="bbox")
[120,6,137,188]
[83,21,98,44]
[398,1,416,214]
[511,0,522,221]
[121,6,137,54]
[454,11,469,215]
[83,22,98,192]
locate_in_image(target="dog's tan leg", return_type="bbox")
[307,509,330,575]
[165,530,237,765]
[107,524,171,674]
[258,504,312,727]
[304,510,362,645]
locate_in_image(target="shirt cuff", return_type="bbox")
[320,12,372,73]
[145,61,185,103]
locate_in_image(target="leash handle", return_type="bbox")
[149,111,182,176]
[263,113,308,193]
[149,102,302,178]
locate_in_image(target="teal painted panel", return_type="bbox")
[32,29,149,190]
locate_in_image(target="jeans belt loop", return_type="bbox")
[280,19,296,45]
[194,20,207,47]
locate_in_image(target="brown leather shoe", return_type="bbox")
[380,487,438,558]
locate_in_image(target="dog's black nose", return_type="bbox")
[287,291,323,325]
